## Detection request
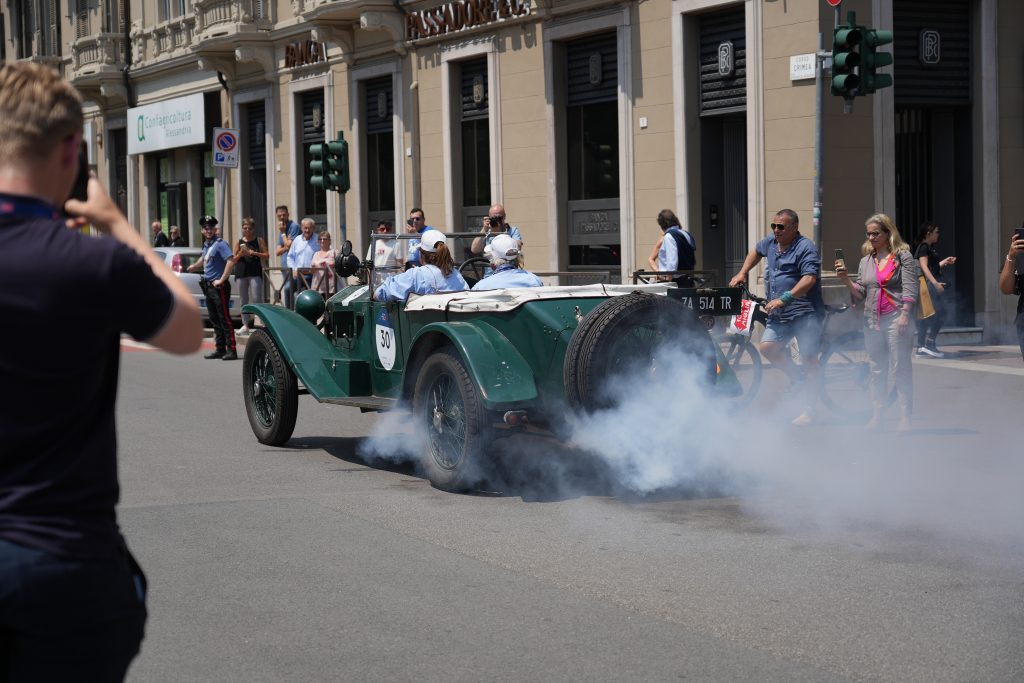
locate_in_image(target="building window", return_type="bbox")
[299,90,327,220]
[74,0,89,40]
[567,102,618,201]
[105,0,127,33]
[365,76,395,223]
[460,58,490,209]
[15,3,34,59]
[159,0,187,21]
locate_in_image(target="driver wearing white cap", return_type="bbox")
[374,229,468,302]
[471,233,543,291]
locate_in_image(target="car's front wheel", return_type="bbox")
[412,347,485,491]
[243,330,299,446]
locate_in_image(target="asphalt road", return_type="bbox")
[117,343,1023,682]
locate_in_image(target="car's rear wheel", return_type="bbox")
[413,347,485,491]
[243,330,298,446]
[565,293,715,412]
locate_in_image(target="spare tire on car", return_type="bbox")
[563,292,715,413]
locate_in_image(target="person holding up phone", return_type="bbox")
[914,222,957,358]
[0,61,202,681]
[998,222,1024,361]
[470,203,523,257]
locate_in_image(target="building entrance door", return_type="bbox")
[893,0,973,324]
[165,182,188,245]
[894,107,974,324]
[700,115,747,286]
[695,6,747,286]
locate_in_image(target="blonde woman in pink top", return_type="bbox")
[835,213,919,432]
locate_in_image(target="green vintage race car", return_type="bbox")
[241,243,741,491]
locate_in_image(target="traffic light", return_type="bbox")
[309,142,328,190]
[325,132,350,194]
[861,28,894,94]
[831,20,862,98]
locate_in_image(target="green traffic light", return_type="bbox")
[833,52,860,69]
[860,28,894,94]
[309,142,327,190]
[864,29,893,47]
[834,27,862,49]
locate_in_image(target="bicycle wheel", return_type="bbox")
[819,331,874,420]
[715,336,763,407]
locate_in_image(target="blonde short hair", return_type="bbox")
[861,213,911,256]
[0,62,83,163]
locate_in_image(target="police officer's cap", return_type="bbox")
[199,215,219,228]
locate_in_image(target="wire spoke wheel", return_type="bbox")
[251,349,278,427]
[715,336,763,407]
[426,373,468,471]
[820,331,877,420]
[413,347,485,491]
[242,330,298,445]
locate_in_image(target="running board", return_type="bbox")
[318,396,397,411]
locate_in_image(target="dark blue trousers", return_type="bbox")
[0,539,147,682]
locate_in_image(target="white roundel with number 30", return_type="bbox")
[375,307,396,370]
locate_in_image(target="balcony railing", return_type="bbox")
[195,0,273,35]
[71,33,127,74]
[152,15,197,57]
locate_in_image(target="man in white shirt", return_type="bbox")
[286,218,317,302]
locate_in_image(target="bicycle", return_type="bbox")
[715,284,888,419]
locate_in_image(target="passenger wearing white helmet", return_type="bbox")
[374,229,468,301]
[471,233,543,291]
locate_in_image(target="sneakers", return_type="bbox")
[221,351,238,361]
[791,411,813,426]
[204,350,225,359]
[917,346,945,359]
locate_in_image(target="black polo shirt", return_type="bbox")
[0,193,174,558]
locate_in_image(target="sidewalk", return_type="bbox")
[912,344,1024,376]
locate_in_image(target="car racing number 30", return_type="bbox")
[375,307,396,370]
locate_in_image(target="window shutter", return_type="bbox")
[698,7,746,116]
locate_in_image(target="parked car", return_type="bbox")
[153,247,242,324]
[240,238,742,491]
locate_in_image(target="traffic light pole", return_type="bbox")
[814,31,824,248]
[814,6,844,248]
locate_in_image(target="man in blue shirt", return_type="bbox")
[188,215,238,359]
[470,203,524,257]
[729,209,823,425]
[404,207,433,266]
[274,204,302,308]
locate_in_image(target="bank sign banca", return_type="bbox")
[127,93,206,155]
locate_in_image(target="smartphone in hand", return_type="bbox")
[834,248,846,270]
[1014,227,1024,243]
[68,142,90,202]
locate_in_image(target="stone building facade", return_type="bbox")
[2,0,1021,339]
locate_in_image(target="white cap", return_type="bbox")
[484,233,520,263]
[416,229,446,253]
